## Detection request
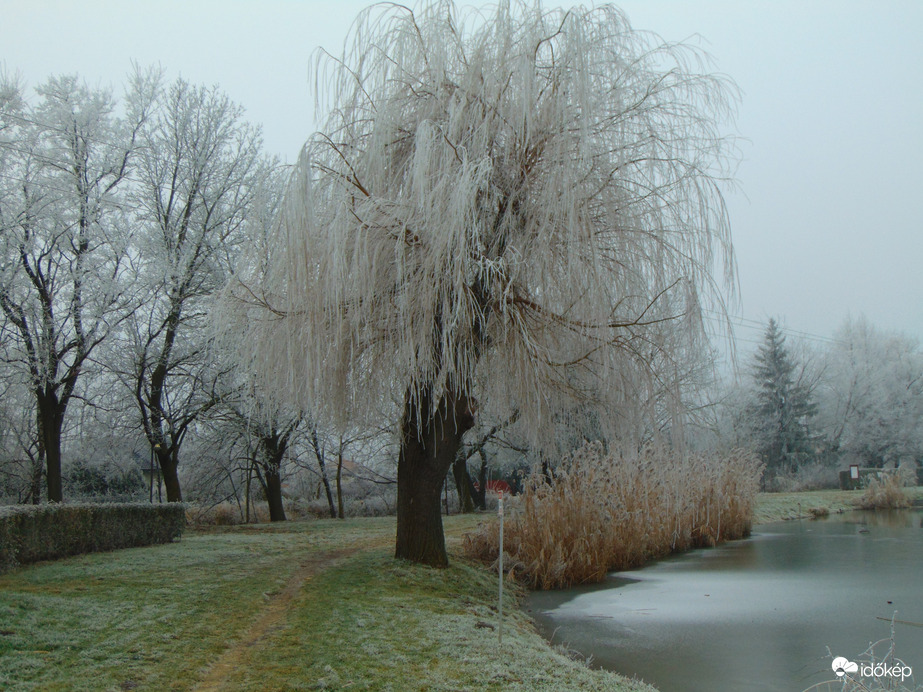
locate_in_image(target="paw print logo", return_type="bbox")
[832,657,859,677]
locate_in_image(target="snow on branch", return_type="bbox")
[228,1,740,449]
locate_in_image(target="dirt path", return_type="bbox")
[192,547,357,692]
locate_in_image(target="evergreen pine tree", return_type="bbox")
[748,319,816,478]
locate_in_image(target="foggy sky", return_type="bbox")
[2,0,921,347]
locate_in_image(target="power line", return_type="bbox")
[702,309,843,346]
[722,313,838,344]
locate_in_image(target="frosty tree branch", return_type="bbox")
[226,1,741,566]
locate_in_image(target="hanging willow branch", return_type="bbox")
[227,1,740,449]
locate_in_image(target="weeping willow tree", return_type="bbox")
[229,1,739,567]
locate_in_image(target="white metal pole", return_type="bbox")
[498,490,504,648]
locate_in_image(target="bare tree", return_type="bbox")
[452,411,520,512]
[209,383,304,521]
[116,77,269,502]
[0,71,155,501]
[231,2,739,566]
[817,317,923,468]
[307,428,338,519]
[0,374,43,503]
[203,161,301,520]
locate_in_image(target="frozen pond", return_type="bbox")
[527,509,923,691]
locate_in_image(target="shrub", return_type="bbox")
[463,442,762,589]
[0,515,15,573]
[185,498,319,526]
[0,502,185,573]
[768,462,840,492]
[186,502,269,526]
[896,462,918,488]
[858,475,911,510]
[64,460,146,502]
[299,486,399,519]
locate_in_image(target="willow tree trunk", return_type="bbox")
[395,388,474,567]
[264,465,287,522]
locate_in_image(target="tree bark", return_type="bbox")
[37,390,65,503]
[311,433,337,519]
[245,459,252,522]
[156,447,183,502]
[320,462,337,518]
[336,451,345,519]
[395,387,474,567]
[257,431,289,522]
[475,448,489,510]
[451,454,476,513]
[452,413,517,512]
[29,453,44,505]
[264,465,287,522]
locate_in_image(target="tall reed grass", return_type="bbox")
[858,475,911,510]
[464,442,763,590]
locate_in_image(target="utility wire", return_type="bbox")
[702,310,843,347]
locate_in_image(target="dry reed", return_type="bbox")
[464,442,763,590]
[858,475,911,510]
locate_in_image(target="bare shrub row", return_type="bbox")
[464,442,763,589]
[184,492,399,527]
[185,499,317,526]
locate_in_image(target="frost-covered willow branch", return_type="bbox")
[227,1,740,451]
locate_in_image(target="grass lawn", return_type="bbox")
[0,514,653,692]
[3,487,920,690]
[753,486,923,524]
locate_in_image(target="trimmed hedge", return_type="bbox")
[0,502,185,573]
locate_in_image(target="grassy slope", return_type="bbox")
[753,486,923,524]
[0,521,388,691]
[0,515,652,692]
[754,489,861,524]
[3,488,920,691]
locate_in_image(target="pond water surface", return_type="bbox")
[527,509,923,691]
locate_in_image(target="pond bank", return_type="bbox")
[3,489,919,690]
[528,498,923,692]
[753,486,923,524]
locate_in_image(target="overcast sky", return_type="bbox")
[3,0,921,349]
